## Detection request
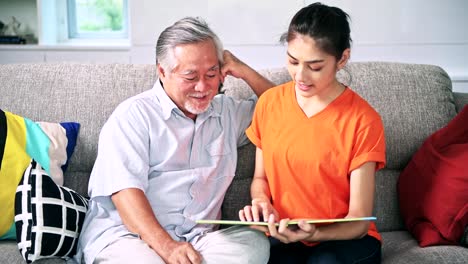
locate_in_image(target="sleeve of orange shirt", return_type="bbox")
[349,110,386,173]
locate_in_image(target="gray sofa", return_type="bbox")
[0,62,467,263]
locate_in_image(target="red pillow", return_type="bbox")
[398,105,468,247]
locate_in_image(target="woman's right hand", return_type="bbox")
[239,198,278,223]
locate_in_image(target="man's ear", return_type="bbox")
[157,64,166,78]
[338,48,351,71]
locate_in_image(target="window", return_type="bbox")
[67,0,128,39]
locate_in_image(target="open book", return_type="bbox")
[196,216,377,226]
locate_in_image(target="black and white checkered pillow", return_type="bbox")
[14,160,89,263]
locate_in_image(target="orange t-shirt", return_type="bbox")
[246,81,386,242]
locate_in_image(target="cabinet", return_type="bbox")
[0,0,39,45]
[0,0,74,46]
[0,0,131,63]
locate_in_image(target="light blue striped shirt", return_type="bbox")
[76,80,256,263]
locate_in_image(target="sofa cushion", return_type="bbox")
[373,169,406,232]
[398,105,468,247]
[382,231,468,263]
[15,160,89,263]
[0,110,79,240]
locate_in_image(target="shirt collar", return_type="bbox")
[153,79,221,121]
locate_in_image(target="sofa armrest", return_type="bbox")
[454,92,468,112]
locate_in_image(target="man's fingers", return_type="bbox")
[183,244,202,264]
[220,65,228,75]
[187,249,202,264]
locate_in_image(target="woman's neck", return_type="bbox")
[296,81,345,118]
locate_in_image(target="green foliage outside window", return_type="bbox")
[77,0,124,32]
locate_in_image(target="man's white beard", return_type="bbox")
[184,92,212,115]
[184,100,210,115]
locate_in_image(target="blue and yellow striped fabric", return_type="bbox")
[0,109,79,240]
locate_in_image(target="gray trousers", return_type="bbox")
[93,226,269,264]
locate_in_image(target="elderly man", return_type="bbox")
[75,17,274,264]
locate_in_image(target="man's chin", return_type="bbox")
[185,104,210,115]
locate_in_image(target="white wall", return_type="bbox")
[1,0,467,92]
[129,0,468,92]
[316,0,468,93]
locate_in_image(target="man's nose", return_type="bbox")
[195,79,210,92]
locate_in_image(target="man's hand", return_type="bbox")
[112,189,202,263]
[220,50,248,82]
[160,240,202,264]
[219,50,274,97]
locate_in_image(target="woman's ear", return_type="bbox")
[337,48,351,71]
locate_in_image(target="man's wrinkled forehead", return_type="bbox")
[176,64,220,75]
[168,39,221,72]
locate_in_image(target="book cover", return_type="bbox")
[196,216,377,226]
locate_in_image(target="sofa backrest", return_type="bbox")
[0,63,157,195]
[0,62,458,232]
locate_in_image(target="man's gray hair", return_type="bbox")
[156,17,224,73]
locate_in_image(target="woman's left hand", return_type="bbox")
[267,215,317,244]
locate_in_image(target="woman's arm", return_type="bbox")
[306,161,376,241]
[240,147,278,223]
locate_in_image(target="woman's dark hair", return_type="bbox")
[280,2,351,60]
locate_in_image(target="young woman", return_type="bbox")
[239,3,386,263]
